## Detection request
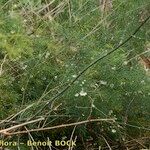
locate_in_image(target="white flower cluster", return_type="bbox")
[75,88,87,97]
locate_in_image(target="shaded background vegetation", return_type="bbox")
[0,0,150,149]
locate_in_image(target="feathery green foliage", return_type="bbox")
[0,0,150,149]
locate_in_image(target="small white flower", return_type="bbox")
[23,19,27,23]
[120,82,125,85]
[123,61,128,65]
[13,4,17,8]
[111,67,116,70]
[95,83,99,87]
[72,74,77,78]
[111,129,116,133]
[21,87,25,91]
[81,81,85,84]
[79,89,87,96]
[100,80,107,85]
[11,30,15,34]
[75,93,79,97]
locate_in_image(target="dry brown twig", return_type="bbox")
[68,119,79,150]
[101,135,112,150]
[0,117,44,136]
[0,118,115,136]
